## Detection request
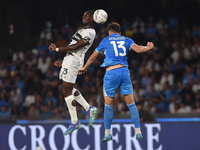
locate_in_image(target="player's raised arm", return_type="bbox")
[131,42,154,53]
[49,39,88,52]
[78,50,100,74]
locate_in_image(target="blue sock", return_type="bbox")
[86,106,93,115]
[104,103,113,129]
[127,102,140,128]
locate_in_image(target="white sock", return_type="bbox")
[135,127,141,134]
[65,95,78,124]
[105,129,110,136]
[73,88,90,111]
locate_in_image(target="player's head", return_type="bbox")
[107,22,121,35]
[82,10,94,27]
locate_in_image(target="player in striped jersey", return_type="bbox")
[49,10,97,135]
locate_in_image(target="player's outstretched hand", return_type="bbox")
[54,61,62,67]
[49,43,56,51]
[147,42,154,50]
[78,68,87,75]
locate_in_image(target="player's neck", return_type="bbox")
[84,24,93,29]
[109,31,120,36]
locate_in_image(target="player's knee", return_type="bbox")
[124,94,135,104]
[71,100,76,106]
[72,88,80,96]
[65,95,76,106]
[126,99,134,105]
[74,91,80,96]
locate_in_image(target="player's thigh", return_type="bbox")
[62,80,74,96]
[59,55,80,84]
[124,94,135,104]
[103,70,120,97]
[120,68,133,95]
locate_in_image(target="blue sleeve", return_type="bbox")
[96,38,106,53]
[128,38,135,49]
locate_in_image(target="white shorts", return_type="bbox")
[59,54,81,83]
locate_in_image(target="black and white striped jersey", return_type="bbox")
[67,28,96,67]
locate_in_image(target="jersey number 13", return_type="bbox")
[110,41,126,56]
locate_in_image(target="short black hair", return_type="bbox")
[107,22,121,33]
[86,10,94,16]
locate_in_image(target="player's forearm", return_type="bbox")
[138,46,151,53]
[83,57,96,70]
[83,50,99,70]
[131,43,154,53]
[57,44,79,52]
[57,39,87,52]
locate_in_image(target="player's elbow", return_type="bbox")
[69,43,81,51]
[71,45,78,50]
[138,49,144,53]
[131,45,143,53]
[133,48,143,53]
[90,52,99,62]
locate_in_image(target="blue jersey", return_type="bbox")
[96,33,135,67]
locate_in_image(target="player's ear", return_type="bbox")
[108,30,112,36]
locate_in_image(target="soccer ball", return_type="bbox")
[93,9,108,24]
[36,146,43,150]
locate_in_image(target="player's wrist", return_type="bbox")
[56,48,59,52]
[146,46,151,50]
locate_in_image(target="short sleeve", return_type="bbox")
[127,38,135,49]
[79,29,95,44]
[96,38,106,53]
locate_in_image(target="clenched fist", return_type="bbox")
[78,67,87,75]
[146,42,154,50]
[54,61,62,67]
[49,43,56,51]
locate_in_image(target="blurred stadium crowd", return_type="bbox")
[1,15,200,120]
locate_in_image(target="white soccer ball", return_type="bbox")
[36,146,43,150]
[93,9,108,24]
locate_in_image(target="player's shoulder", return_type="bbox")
[83,28,96,34]
[104,36,110,40]
[120,35,130,40]
[124,36,134,42]
[101,36,109,43]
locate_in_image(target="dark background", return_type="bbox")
[0,0,200,125]
[0,0,200,51]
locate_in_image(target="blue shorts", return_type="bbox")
[103,67,133,97]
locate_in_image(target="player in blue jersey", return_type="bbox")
[78,22,154,142]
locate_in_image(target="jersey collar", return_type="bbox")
[112,33,120,36]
